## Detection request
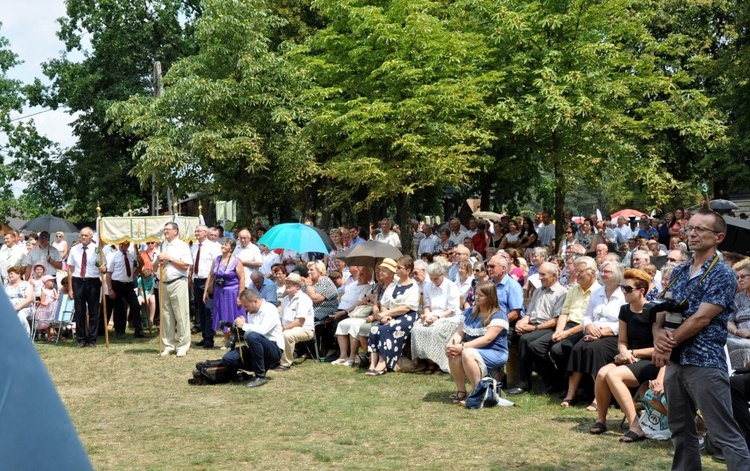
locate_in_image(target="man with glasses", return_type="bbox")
[542,257,601,393]
[418,224,439,258]
[153,222,193,357]
[509,262,567,395]
[665,249,689,267]
[449,245,471,282]
[487,254,525,385]
[67,227,108,348]
[653,210,750,469]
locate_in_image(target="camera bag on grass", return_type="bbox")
[465,377,518,409]
[189,360,236,385]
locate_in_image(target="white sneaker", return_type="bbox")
[176,350,187,358]
[343,360,354,367]
[160,349,174,357]
[330,359,347,365]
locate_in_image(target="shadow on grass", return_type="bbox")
[422,390,453,404]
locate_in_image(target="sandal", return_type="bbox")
[589,421,607,435]
[560,397,577,408]
[450,391,467,404]
[365,368,386,376]
[586,402,598,412]
[619,430,644,443]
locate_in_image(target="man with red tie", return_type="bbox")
[106,241,146,340]
[190,225,221,348]
[67,227,107,348]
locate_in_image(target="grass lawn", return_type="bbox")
[38,334,727,471]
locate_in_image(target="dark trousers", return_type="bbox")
[221,331,282,377]
[153,288,160,327]
[192,278,214,344]
[731,373,750,451]
[112,280,143,335]
[73,277,101,344]
[549,324,583,381]
[516,328,554,390]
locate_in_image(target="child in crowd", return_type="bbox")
[35,275,59,340]
[136,268,156,329]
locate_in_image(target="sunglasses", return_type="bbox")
[473,268,484,273]
[619,285,638,293]
[147,242,156,245]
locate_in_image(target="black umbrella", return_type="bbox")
[342,240,402,267]
[20,216,78,234]
[710,199,739,212]
[720,216,750,255]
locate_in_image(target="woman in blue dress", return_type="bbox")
[366,256,420,375]
[446,281,509,404]
[203,238,245,346]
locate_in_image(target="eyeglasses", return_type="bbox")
[666,257,681,263]
[473,269,484,273]
[684,225,721,235]
[487,264,498,268]
[738,274,750,281]
[396,266,406,270]
[600,270,614,275]
[619,285,638,293]
[564,231,573,234]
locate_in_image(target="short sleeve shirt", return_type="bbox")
[668,254,737,369]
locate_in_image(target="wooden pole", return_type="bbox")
[158,240,165,354]
[97,204,110,348]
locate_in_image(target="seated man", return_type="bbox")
[526,257,600,393]
[249,270,279,306]
[277,273,315,370]
[221,289,284,388]
[508,262,567,395]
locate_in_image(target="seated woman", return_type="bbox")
[366,256,420,375]
[446,281,509,404]
[503,248,526,286]
[4,266,34,336]
[455,260,474,305]
[357,259,397,358]
[589,269,662,442]
[332,267,375,366]
[270,263,288,303]
[499,220,522,249]
[436,228,455,256]
[463,261,489,310]
[411,263,461,374]
[562,260,626,409]
[301,260,339,357]
[728,259,750,370]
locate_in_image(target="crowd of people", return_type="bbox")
[3,207,750,469]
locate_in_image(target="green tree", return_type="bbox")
[27,0,200,221]
[296,0,496,251]
[461,0,726,238]
[109,0,317,227]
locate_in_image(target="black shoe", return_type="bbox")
[202,343,214,349]
[507,387,529,396]
[274,365,291,371]
[245,376,269,388]
[87,342,96,348]
[196,340,206,347]
[133,332,147,338]
[77,341,87,348]
[116,333,126,340]
[191,326,201,334]
[712,454,725,464]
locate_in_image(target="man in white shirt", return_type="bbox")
[234,229,262,288]
[106,241,146,340]
[259,244,281,277]
[615,216,634,243]
[418,225,439,258]
[22,231,63,281]
[1,231,26,284]
[153,222,193,357]
[190,225,222,348]
[448,218,467,247]
[374,218,401,248]
[277,273,315,370]
[221,289,284,388]
[67,227,108,348]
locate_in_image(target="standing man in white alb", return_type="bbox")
[153,222,193,357]
[234,229,262,288]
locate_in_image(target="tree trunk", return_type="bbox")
[553,133,566,245]
[396,193,412,258]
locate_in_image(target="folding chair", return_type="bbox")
[49,294,75,344]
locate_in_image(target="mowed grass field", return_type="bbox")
[38,334,727,471]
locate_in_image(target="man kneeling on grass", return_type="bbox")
[221,289,284,388]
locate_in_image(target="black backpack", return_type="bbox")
[189,360,237,385]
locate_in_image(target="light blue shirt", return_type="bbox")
[250,277,278,306]
[495,274,525,319]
